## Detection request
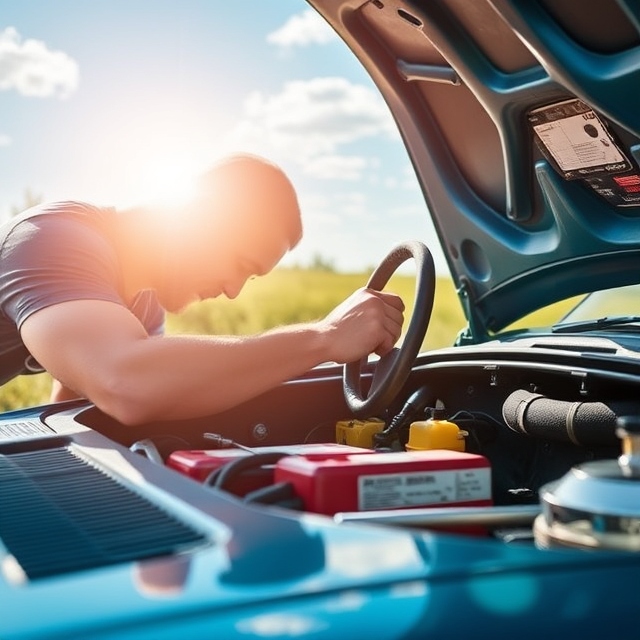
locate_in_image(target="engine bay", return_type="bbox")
[75,342,640,554]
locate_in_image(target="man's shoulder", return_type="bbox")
[8,200,114,227]
[1,201,116,249]
[0,200,125,333]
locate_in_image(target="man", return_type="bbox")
[0,154,404,426]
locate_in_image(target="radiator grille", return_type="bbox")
[0,445,207,580]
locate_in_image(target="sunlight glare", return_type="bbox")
[136,156,200,211]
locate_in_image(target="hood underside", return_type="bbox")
[308,0,640,337]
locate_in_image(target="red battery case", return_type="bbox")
[274,449,492,515]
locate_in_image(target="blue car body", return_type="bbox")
[4,0,640,637]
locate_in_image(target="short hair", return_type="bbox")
[196,154,302,250]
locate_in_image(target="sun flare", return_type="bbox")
[136,156,200,211]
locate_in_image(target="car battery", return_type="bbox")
[274,449,492,515]
[167,443,369,496]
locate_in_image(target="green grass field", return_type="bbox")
[0,268,577,412]
[165,269,467,346]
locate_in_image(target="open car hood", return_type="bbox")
[308,0,640,340]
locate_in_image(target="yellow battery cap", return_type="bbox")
[406,413,468,452]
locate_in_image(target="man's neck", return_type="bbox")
[114,207,159,303]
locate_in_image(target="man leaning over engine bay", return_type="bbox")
[0,154,405,425]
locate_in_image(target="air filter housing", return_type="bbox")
[0,439,207,581]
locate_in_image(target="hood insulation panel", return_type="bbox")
[0,442,207,580]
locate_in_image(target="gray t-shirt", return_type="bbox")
[0,201,164,386]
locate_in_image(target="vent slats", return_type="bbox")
[0,446,207,580]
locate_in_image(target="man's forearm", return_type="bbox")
[22,289,402,426]
[89,323,331,425]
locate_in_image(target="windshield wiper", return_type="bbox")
[552,315,640,334]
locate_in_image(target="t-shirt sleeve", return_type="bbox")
[131,290,165,337]
[0,215,153,331]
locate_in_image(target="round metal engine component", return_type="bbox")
[534,414,640,552]
[534,460,640,551]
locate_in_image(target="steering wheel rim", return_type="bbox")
[343,240,435,417]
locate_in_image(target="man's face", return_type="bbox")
[154,211,291,313]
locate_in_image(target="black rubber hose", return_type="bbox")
[502,389,635,447]
[374,385,434,448]
[206,452,287,492]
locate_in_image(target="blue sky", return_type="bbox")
[0,0,447,273]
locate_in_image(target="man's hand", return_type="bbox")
[319,287,405,363]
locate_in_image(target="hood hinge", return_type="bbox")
[455,278,488,346]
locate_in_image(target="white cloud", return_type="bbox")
[0,27,79,98]
[302,154,370,180]
[0,133,10,147]
[227,76,398,174]
[267,9,337,48]
[336,191,368,217]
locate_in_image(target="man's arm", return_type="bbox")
[50,379,82,403]
[21,288,404,425]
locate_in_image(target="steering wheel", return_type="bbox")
[343,240,435,418]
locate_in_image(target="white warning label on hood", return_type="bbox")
[529,99,631,180]
[534,113,625,171]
